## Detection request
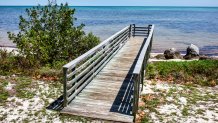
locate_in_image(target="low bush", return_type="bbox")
[146,60,218,86]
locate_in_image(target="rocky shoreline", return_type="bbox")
[151,44,218,62]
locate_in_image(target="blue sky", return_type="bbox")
[0,0,218,6]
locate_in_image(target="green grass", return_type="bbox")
[182,107,189,116]
[141,115,150,123]
[0,85,9,103]
[14,77,35,98]
[146,60,218,86]
[141,94,166,114]
[59,114,90,122]
[196,109,205,115]
[0,78,9,103]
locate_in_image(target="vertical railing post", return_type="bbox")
[141,59,145,91]
[150,32,153,52]
[63,67,68,107]
[148,25,153,58]
[138,72,140,104]
[129,24,132,38]
[72,67,76,93]
[133,74,141,122]
[148,25,152,36]
[133,24,135,37]
[133,74,137,121]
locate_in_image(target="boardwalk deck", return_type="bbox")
[61,37,145,122]
[60,25,154,122]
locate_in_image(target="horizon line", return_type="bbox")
[0,5,218,7]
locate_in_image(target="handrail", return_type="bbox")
[132,24,150,37]
[63,26,129,70]
[63,25,130,106]
[132,25,154,121]
[133,25,154,74]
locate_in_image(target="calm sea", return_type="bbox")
[0,6,218,55]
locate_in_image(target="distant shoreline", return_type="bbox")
[1,46,218,58]
[0,45,16,48]
[0,6,218,8]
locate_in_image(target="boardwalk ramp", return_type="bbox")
[61,24,154,122]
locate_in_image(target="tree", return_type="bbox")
[8,3,100,66]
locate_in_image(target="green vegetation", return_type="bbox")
[15,77,34,98]
[0,84,9,103]
[141,94,163,113]
[59,114,90,122]
[0,49,62,81]
[0,79,9,103]
[0,3,100,78]
[182,107,189,116]
[146,60,218,86]
[8,3,100,66]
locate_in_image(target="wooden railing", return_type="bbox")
[132,25,154,120]
[63,26,131,107]
[132,24,151,37]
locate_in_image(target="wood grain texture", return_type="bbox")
[61,37,145,123]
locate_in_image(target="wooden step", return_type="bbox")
[61,105,133,122]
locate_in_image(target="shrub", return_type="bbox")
[0,49,37,75]
[8,3,100,66]
[146,60,218,86]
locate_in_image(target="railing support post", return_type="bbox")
[133,74,140,122]
[72,67,76,92]
[148,24,152,36]
[63,67,68,107]
[133,75,137,122]
[150,33,153,52]
[129,24,132,38]
[133,24,135,37]
[141,60,145,91]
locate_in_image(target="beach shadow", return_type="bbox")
[46,95,64,111]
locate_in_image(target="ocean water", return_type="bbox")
[0,6,218,55]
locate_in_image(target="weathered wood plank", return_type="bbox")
[62,106,133,123]
[95,75,132,81]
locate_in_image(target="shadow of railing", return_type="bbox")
[109,37,147,115]
[46,95,64,111]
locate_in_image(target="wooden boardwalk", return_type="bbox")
[61,37,144,122]
[61,25,154,122]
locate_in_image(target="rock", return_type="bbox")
[11,74,16,77]
[164,48,182,59]
[184,44,199,60]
